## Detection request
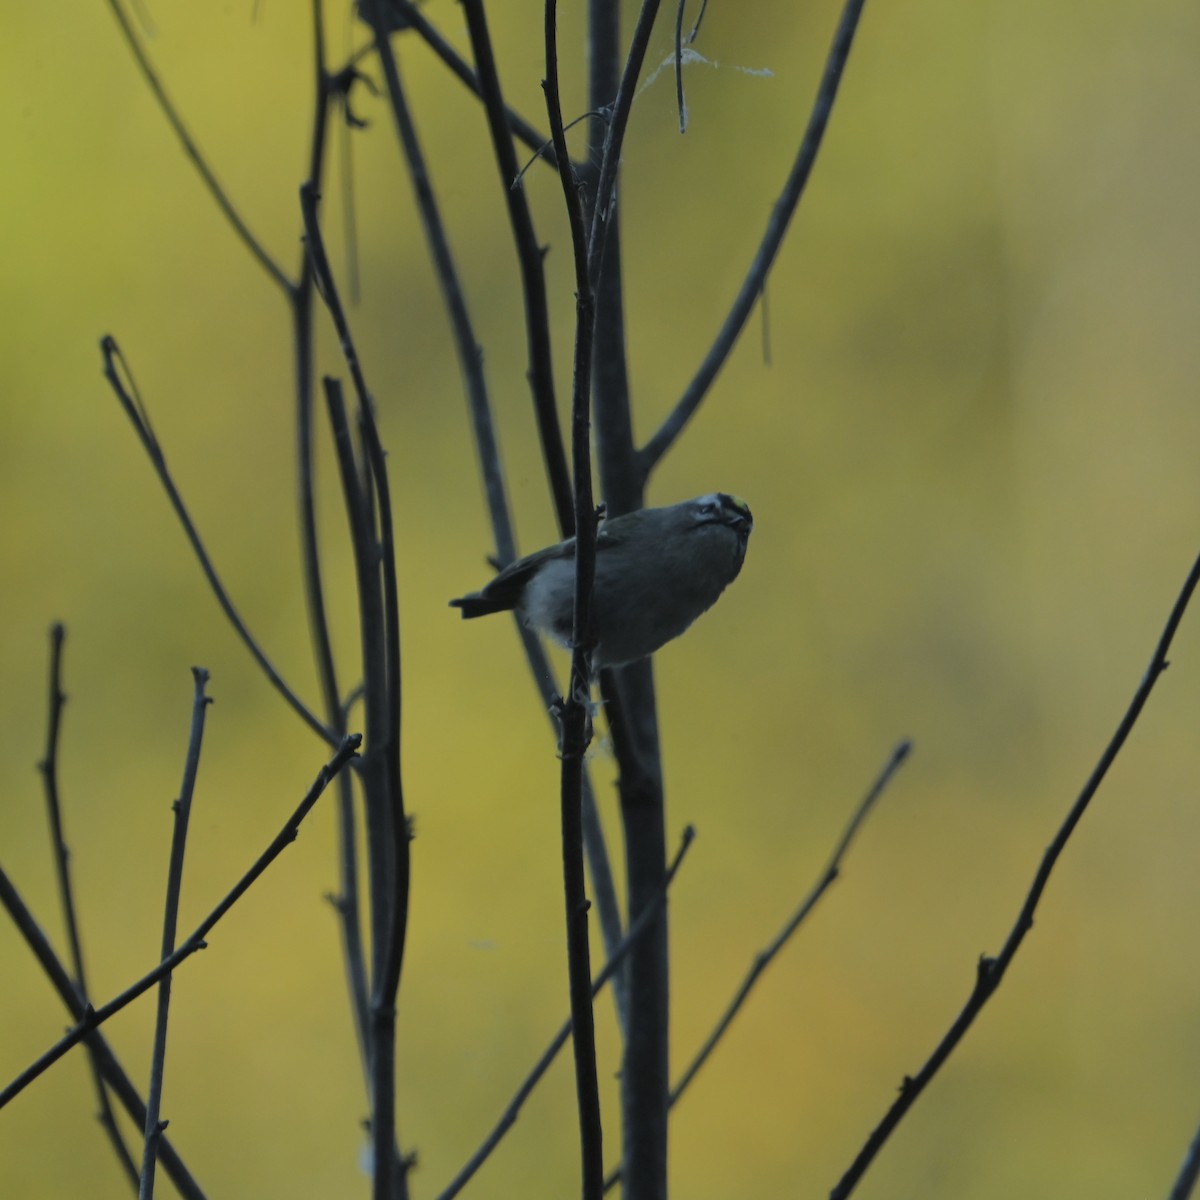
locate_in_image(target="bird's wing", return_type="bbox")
[452,519,631,617]
[490,521,625,588]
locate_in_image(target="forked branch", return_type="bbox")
[0,735,361,1111]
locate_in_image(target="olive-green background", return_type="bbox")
[2,2,1199,1197]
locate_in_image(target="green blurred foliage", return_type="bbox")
[2,1,1199,1198]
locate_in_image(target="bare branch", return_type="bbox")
[1167,1116,1200,1200]
[349,0,557,168]
[639,0,867,475]
[0,735,361,1111]
[302,168,413,1191]
[139,668,211,1199]
[544,0,605,1191]
[580,19,674,1189]
[598,740,910,1193]
[673,740,910,1107]
[461,0,573,537]
[37,624,140,1187]
[362,403,412,1200]
[104,0,292,293]
[832,550,1200,1198]
[0,863,207,1199]
[586,0,662,290]
[435,827,696,1200]
[673,0,687,134]
[363,10,512,564]
[99,337,339,749]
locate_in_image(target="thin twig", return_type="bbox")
[673,0,687,134]
[304,162,412,1193]
[359,2,514,577]
[582,2,637,518]
[359,405,409,998]
[104,0,292,293]
[672,740,910,1106]
[461,0,573,537]
[1168,1117,1200,1200]
[686,0,710,42]
[512,111,609,189]
[39,626,81,975]
[599,740,910,1194]
[545,0,605,1193]
[288,12,376,1146]
[435,827,696,1200]
[139,669,210,1199]
[37,624,140,1187]
[364,12,506,554]
[362,401,412,1200]
[298,186,374,420]
[298,203,394,992]
[99,337,338,749]
[346,0,557,168]
[535,634,630,1032]
[639,0,866,475]
[0,735,361,1111]
[294,0,373,1097]
[585,0,663,291]
[831,550,1200,1198]
[0,864,207,1199]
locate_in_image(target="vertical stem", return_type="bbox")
[139,670,210,1199]
[546,2,605,1194]
[293,2,373,1090]
[38,624,140,1187]
[303,167,412,1195]
[585,4,670,1197]
[361,401,411,1200]
[601,668,668,1200]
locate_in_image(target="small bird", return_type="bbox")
[450,493,753,668]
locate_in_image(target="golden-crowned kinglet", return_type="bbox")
[450,493,753,668]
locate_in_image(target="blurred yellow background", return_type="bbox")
[2,2,1199,1197]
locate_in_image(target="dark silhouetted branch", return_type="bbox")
[0,735,361,1111]
[461,0,572,537]
[350,0,556,168]
[99,337,338,748]
[0,864,207,1200]
[37,624,140,1188]
[601,740,910,1193]
[674,740,910,1106]
[435,826,695,1200]
[139,668,211,1199]
[303,170,411,1196]
[1168,1116,1200,1200]
[545,0,604,1193]
[832,551,1200,1199]
[640,0,866,475]
[586,0,662,291]
[290,0,374,1090]
[104,0,291,292]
